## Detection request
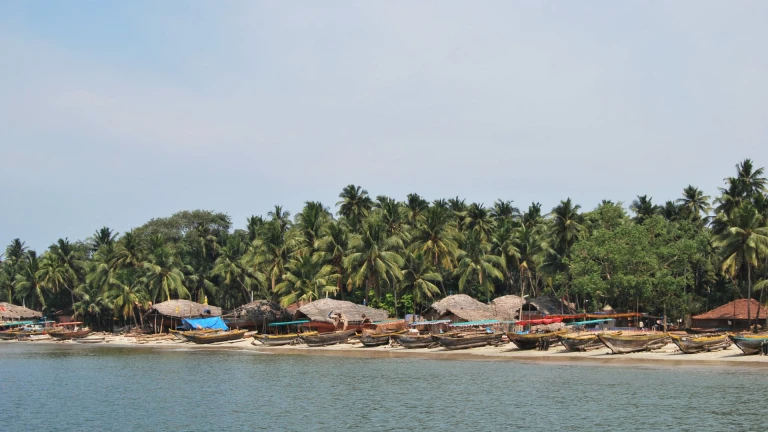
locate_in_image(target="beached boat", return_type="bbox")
[256,331,319,346]
[728,333,768,355]
[558,333,604,352]
[391,333,437,349]
[181,329,221,341]
[597,333,670,354]
[358,330,406,347]
[188,329,247,344]
[0,330,20,340]
[300,330,356,347]
[508,329,567,351]
[48,323,92,340]
[669,333,730,354]
[435,332,502,351]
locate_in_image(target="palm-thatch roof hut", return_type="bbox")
[229,300,291,331]
[295,298,388,332]
[490,295,524,321]
[145,300,222,332]
[423,294,495,322]
[0,302,42,321]
[523,296,576,316]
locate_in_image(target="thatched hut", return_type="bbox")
[422,294,495,322]
[295,298,388,332]
[490,295,524,321]
[228,300,291,331]
[0,302,42,321]
[145,300,222,332]
[521,296,576,318]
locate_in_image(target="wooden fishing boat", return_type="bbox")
[300,330,356,347]
[16,332,51,341]
[685,327,729,335]
[670,333,731,354]
[558,333,604,352]
[359,330,406,347]
[0,331,20,340]
[48,328,92,340]
[181,329,221,342]
[391,333,436,349]
[188,329,247,344]
[508,329,567,351]
[728,333,768,355]
[435,332,502,351]
[256,331,319,346]
[597,333,670,354]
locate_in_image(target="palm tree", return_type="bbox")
[677,186,711,223]
[88,226,119,253]
[314,220,352,298]
[630,195,658,224]
[268,205,292,235]
[346,218,405,303]
[336,184,373,232]
[735,158,768,198]
[295,201,332,256]
[453,230,504,303]
[461,203,495,240]
[550,198,585,257]
[246,215,265,242]
[212,236,263,303]
[143,247,188,303]
[37,239,84,307]
[404,193,429,225]
[522,203,544,230]
[400,252,442,314]
[491,200,520,221]
[111,231,145,270]
[375,196,408,240]
[103,272,147,327]
[713,202,768,328]
[274,255,336,307]
[514,223,549,301]
[409,205,460,295]
[490,218,521,294]
[659,201,682,222]
[13,251,47,309]
[246,220,293,295]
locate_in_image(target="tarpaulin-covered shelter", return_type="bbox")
[227,300,291,331]
[145,299,222,333]
[182,317,228,331]
[0,302,42,321]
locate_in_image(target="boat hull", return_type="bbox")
[597,333,670,354]
[728,334,768,355]
[300,330,356,347]
[257,332,319,346]
[48,329,92,340]
[558,334,603,352]
[391,334,436,349]
[0,331,19,340]
[189,330,247,344]
[435,333,502,351]
[508,330,566,351]
[670,334,731,354]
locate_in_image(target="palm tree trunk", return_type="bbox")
[748,264,752,330]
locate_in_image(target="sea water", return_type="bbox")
[0,343,764,431]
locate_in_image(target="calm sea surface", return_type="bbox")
[0,343,764,431]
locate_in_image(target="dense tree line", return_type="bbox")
[2,159,768,328]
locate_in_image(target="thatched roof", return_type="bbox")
[527,296,576,315]
[146,300,221,318]
[425,294,495,322]
[231,300,291,325]
[491,295,524,321]
[693,299,768,320]
[0,302,42,320]
[295,298,388,324]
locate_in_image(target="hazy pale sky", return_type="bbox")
[1,2,767,252]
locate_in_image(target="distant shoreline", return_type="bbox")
[5,336,768,369]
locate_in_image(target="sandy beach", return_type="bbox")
[5,334,768,368]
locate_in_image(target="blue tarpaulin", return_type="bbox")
[182,317,228,331]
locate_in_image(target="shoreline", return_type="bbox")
[5,335,768,369]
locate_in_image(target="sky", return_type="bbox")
[1,1,767,252]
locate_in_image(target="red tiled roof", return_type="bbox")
[692,299,768,320]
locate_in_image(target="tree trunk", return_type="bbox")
[663,302,667,332]
[748,264,752,330]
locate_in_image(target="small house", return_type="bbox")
[692,299,768,330]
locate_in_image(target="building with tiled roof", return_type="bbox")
[692,299,768,330]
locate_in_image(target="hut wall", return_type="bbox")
[691,318,758,330]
